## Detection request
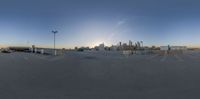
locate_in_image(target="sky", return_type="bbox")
[0,0,200,48]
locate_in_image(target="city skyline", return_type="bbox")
[1,0,200,48]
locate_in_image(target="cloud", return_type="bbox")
[104,19,129,44]
[117,19,127,27]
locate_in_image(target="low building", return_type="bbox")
[160,46,169,51]
[95,43,105,51]
[34,48,65,55]
[111,45,118,51]
[99,43,105,51]
[160,46,187,51]
[9,46,30,52]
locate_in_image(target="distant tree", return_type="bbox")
[74,47,78,50]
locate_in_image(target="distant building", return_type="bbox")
[94,43,105,51]
[98,43,105,51]
[136,41,141,49]
[9,46,30,52]
[160,46,169,51]
[34,48,65,55]
[119,42,122,46]
[117,42,123,50]
[129,40,133,46]
[111,45,118,51]
[123,43,132,50]
[160,46,187,51]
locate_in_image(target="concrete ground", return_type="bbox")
[0,51,200,99]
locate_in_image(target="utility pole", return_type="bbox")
[52,30,58,55]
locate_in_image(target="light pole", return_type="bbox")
[52,30,58,55]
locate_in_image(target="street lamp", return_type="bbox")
[52,30,58,55]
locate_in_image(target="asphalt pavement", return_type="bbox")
[0,51,200,99]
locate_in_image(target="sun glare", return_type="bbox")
[91,40,104,47]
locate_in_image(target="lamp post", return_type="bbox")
[52,30,58,55]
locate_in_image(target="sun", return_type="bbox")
[91,40,104,47]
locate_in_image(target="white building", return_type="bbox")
[160,46,169,51]
[160,46,187,51]
[99,43,105,51]
[96,43,105,51]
